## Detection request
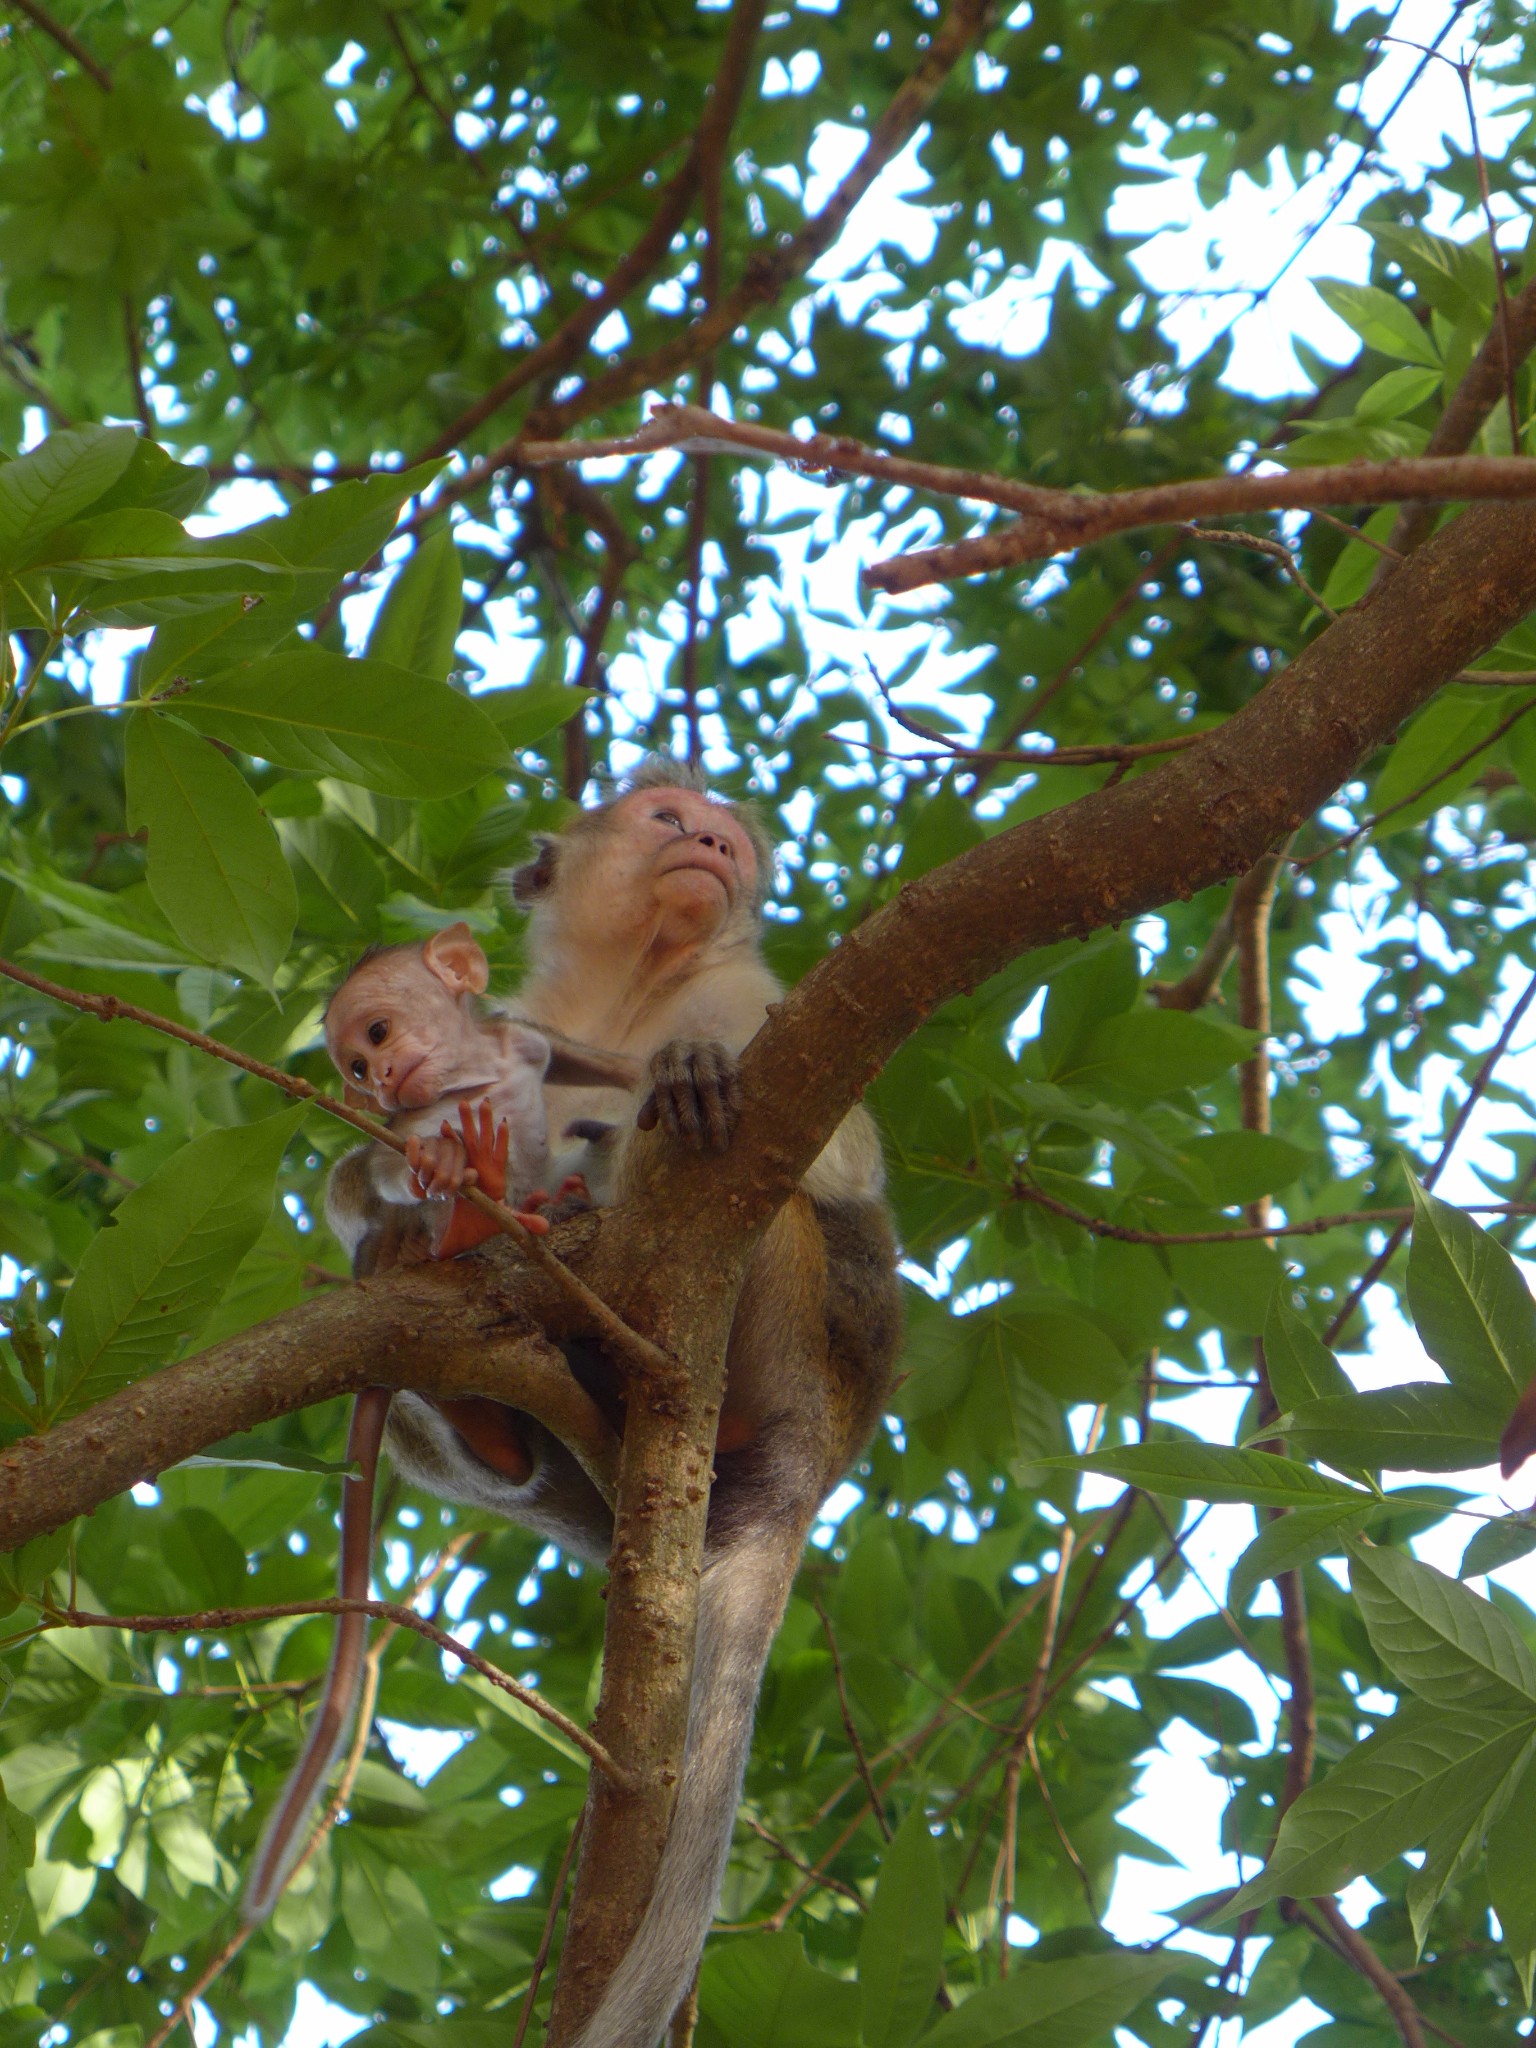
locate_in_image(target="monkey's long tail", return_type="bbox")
[568,1522,804,2048]
[242,1386,392,1923]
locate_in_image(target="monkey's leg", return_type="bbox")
[244,1385,391,1921]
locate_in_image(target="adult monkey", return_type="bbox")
[333,759,902,2048]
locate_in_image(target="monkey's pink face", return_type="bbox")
[612,786,757,932]
[325,958,470,1112]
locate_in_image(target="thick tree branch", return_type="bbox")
[0,1256,618,1545]
[8,492,1536,2033]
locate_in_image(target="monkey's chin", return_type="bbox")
[652,866,731,941]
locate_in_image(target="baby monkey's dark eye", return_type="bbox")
[367,1020,388,1045]
[350,1058,368,1081]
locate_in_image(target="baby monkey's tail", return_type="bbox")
[243,1387,391,1922]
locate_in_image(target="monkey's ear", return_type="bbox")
[422,921,490,995]
[505,835,559,908]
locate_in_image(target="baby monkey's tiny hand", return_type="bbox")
[406,1130,472,1201]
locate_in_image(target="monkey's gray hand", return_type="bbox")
[637,1038,741,1153]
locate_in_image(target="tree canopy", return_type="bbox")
[4,3,1536,2045]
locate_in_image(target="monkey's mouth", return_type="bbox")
[388,1057,436,1110]
[656,849,734,895]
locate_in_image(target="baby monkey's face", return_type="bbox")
[325,933,491,1112]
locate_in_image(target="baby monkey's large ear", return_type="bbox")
[421,921,490,995]
[505,835,559,907]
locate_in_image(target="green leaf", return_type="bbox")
[471,681,593,753]
[699,1933,863,2048]
[1038,936,1139,1078]
[278,815,388,943]
[1488,1754,1536,1965]
[174,650,511,796]
[0,426,138,568]
[1228,1503,1373,1615]
[1229,1698,1536,1912]
[1407,1175,1536,1411]
[1185,1131,1313,1205]
[52,1107,305,1418]
[1355,365,1442,420]
[1167,1236,1283,1336]
[1315,279,1441,366]
[1346,1540,1536,1706]
[921,1950,1172,2048]
[1005,1307,1129,1403]
[1369,691,1512,834]
[0,1779,37,1950]
[178,1430,356,1475]
[1062,1007,1257,1100]
[83,436,207,520]
[366,527,463,680]
[1264,1289,1352,1409]
[1461,1516,1536,1580]
[125,712,297,984]
[858,1809,944,2048]
[1053,1442,1368,1510]
[1284,1383,1501,1472]
[0,1525,71,1619]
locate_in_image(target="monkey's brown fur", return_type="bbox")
[325,760,902,2047]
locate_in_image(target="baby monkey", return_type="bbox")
[244,924,634,1922]
[324,920,607,1244]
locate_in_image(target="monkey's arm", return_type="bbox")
[326,1143,437,1269]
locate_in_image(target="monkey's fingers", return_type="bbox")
[647,1038,741,1153]
[510,1206,551,1236]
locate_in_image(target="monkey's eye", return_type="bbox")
[367,1019,388,1045]
[350,1058,368,1081]
[654,809,684,829]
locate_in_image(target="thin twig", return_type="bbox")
[144,1535,476,2046]
[414,0,767,460]
[1456,56,1520,455]
[0,955,672,1383]
[1011,1180,1536,1245]
[1300,1898,1426,2048]
[3,0,111,87]
[816,1599,890,1840]
[1326,962,1536,1344]
[741,1815,864,1906]
[48,1599,625,1782]
[1295,694,1536,866]
[512,1812,585,2048]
